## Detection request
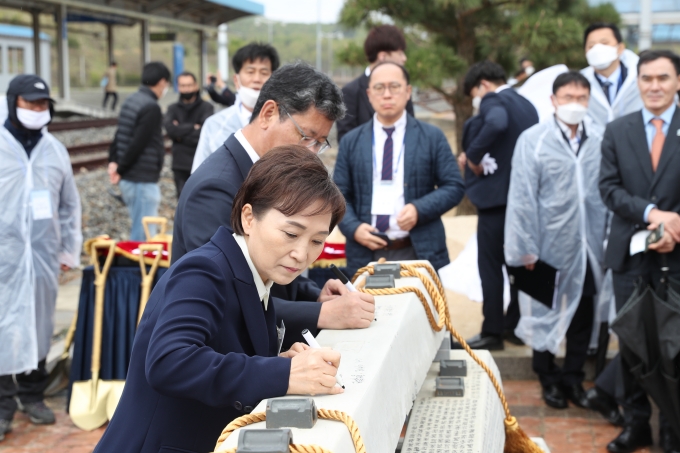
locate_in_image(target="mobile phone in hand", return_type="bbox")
[370,231,391,245]
[646,223,664,250]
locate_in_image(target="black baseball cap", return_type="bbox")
[7,74,56,103]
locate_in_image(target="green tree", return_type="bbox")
[339,0,620,152]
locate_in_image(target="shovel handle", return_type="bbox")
[142,217,168,242]
[61,312,78,358]
[137,243,164,326]
[90,239,116,377]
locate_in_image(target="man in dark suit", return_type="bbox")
[336,25,415,143]
[456,61,539,350]
[599,49,680,453]
[334,62,464,273]
[173,63,376,347]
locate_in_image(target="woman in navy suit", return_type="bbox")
[94,145,347,453]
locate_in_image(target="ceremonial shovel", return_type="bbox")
[69,239,116,431]
[105,243,164,420]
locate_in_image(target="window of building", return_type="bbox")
[8,46,24,74]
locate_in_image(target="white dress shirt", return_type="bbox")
[237,98,253,126]
[494,84,511,94]
[371,111,408,239]
[235,129,260,164]
[232,233,273,310]
[555,117,584,154]
[595,64,621,103]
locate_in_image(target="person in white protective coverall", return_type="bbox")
[580,23,642,427]
[191,43,279,173]
[0,75,82,441]
[504,71,607,411]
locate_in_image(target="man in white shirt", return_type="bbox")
[191,43,279,173]
[334,62,464,272]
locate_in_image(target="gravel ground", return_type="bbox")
[52,126,117,147]
[74,155,177,264]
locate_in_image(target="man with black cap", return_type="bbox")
[0,74,82,441]
[108,61,171,240]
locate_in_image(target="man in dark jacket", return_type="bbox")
[456,61,539,351]
[334,62,464,273]
[164,71,213,197]
[108,62,170,241]
[336,25,415,143]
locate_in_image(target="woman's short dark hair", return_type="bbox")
[364,25,406,64]
[233,42,280,74]
[638,49,680,76]
[463,61,507,96]
[553,71,591,95]
[231,145,346,235]
[250,62,345,123]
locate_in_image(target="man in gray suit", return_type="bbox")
[599,49,680,453]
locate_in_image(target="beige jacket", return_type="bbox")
[105,66,117,92]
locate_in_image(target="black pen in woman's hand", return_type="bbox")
[330,264,358,292]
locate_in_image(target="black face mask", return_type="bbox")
[180,91,198,101]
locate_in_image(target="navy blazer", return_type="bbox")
[172,134,322,346]
[463,88,538,210]
[334,114,465,271]
[94,228,291,453]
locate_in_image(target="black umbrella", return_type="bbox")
[611,270,680,439]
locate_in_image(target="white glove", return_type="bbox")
[480,153,498,175]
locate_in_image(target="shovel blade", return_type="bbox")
[105,381,125,420]
[69,379,112,431]
[44,358,71,397]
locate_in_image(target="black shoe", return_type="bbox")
[0,419,11,442]
[503,329,524,346]
[606,424,653,453]
[541,384,568,409]
[452,333,504,351]
[660,426,680,453]
[586,387,624,426]
[19,401,55,425]
[563,383,589,408]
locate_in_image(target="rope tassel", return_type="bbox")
[354,262,544,453]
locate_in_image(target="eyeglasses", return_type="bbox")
[370,82,404,96]
[282,108,331,154]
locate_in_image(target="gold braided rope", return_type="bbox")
[214,409,366,453]
[356,263,514,425]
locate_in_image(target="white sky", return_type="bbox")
[258,0,346,24]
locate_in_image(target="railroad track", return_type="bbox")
[56,118,170,172]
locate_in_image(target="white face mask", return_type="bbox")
[16,107,51,130]
[586,44,619,71]
[161,85,170,99]
[524,66,535,76]
[556,103,588,125]
[472,96,482,111]
[238,85,260,109]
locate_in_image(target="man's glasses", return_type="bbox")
[370,82,404,96]
[282,108,331,154]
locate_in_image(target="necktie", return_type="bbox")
[376,126,395,233]
[651,118,665,172]
[601,80,613,105]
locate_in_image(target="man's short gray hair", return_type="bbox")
[250,62,346,122]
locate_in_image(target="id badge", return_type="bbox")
[276,320,286,355]
[30,190,52,220]
[371,181,397,216]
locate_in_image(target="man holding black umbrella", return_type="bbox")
[599,49,680,453]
